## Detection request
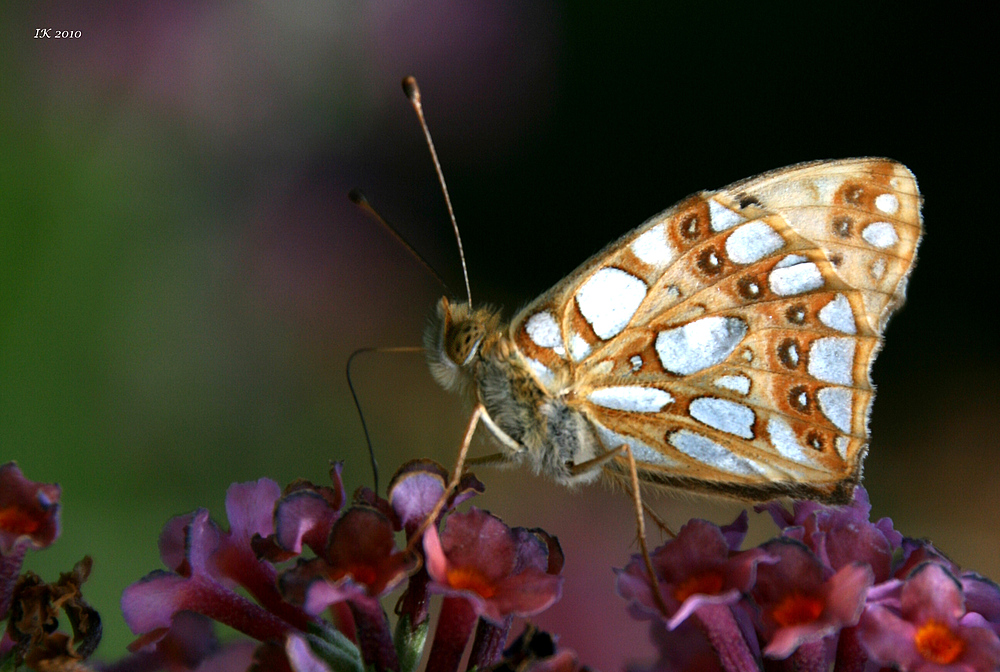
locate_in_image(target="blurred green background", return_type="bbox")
[2,3,996,670]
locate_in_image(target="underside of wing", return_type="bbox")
[509,159,921,502]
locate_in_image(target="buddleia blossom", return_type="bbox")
[114,460,570,672]
[618,486,1000,672]
[6,457,997,672]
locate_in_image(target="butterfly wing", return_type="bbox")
[509,159,921,502]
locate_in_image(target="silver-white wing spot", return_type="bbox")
[593,422,678,467]
[818,294,857,334]
[807,337,855,386]
[725,220,784,264]
[576,267,647,339]
[708,199,745,232]
[630,224,676,267]
[783,341,800,366]
[525,357,556,387]
[817,387,853,433]
[525,311,565,355]
[569,333,590,362]
[861,222,899,249]
[875,193,900,214]
[713,374,751,395]
[629,355,643,372]
[775,254,808,269]
[769,261,824,296]
[766,417,818,466]
[835,436,850,460]
[668,430,763,475]
[689,397,756,439]
[870,258,887,280]
[588,386,674,413]
[655,316,748,375]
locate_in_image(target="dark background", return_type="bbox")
[3,3,995,669]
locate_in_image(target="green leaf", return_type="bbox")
[304,621,365,672]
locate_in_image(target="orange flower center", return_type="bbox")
[673,572,725,603]
[0,507,40,535]
[770,592,824,627]
[914,620,965,665]
[446,567,497,599]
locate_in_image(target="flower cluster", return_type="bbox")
[4,457,999,672]
[617,488,1000,672]
[116,459,569,672]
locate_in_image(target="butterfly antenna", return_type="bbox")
[348,188,451,294]
[346,346,423,493]
[403,76,473,310]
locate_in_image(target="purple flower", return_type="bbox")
[277,500,418,672]
[122,510,300,648]
[422,508,563,672]
[961,573,1000,639]
[616,515,772,672]
[99,611,256,672]
[387,459,483,538]
[424,508,562,624]
[749,539,873,660]
[896,538,962,580]
[757,486,902,583]
[252,462,347,563]
[278,506,415,613]
[858,562,1000,671]
[121,479,314,649]
[387,458,485,644]
[616,515,773,629]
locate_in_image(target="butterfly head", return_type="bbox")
[425,297,500,393]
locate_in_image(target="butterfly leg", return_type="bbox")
[568,447,670,616]
[565,453,674,538]
[465,452,510,467]
[404,404,484,555]
[618,443,670,617]
[643,501,676,540]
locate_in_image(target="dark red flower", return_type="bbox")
[423,508,563,672]
[0,462,62,622]
[279,506,415,613]
[858,562,1000,671]
[424,508,562,624]
[617,515,774,629]
[0,462,61,556]
[277,505,416,672]
[749,539,872,659]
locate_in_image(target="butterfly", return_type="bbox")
[423,157,922,506]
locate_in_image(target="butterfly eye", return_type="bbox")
[446,321,486,366]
